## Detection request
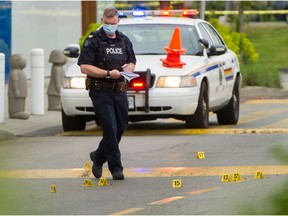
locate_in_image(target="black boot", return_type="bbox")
[112,171,124,180]
[90,152,103,179]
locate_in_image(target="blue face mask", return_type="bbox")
[103,24,118,35]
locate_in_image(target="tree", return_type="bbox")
[235,1,254,33]
[81,1,96,35]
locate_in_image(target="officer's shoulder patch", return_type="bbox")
[84,40,91,47]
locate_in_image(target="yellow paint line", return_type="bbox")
[1,165,288,179]
[62,128,288,136]
[0,168,84,179]
[188,187,220,195]
[110,208,144,215]
[149,196,185,205]
[0,168,113,179]
[244,99,288,104]
[111,187,220,215]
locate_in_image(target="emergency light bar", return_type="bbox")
[132,10,145,17]
[118,9,198,18]
[161,10,172,16]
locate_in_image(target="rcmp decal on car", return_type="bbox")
[224,67,234,81]
[189,63,221,77]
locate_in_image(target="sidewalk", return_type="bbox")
[0,78,62,140]
[0,110,62,139]
[1,82,288,141]
[240,86,288,101]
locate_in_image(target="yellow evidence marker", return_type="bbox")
[232,172,242,181]
[49,184,57,193]
[196,151,205,159]
[172,179,182,188]
[221,174,230,182]
[83,179,94,187]
[84,161,91,170]
[98,177,109,186]
[255,171,264,179]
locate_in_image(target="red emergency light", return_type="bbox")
[130,78,146,90]
[182,9,198,17]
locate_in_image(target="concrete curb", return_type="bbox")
[240,86,288,102]
[0,130,16,142]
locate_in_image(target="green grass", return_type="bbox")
[241,23,288,88]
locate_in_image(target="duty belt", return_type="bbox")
[86,78,127,92]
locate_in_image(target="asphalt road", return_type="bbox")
[0,98,288,215]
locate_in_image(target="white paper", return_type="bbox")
[120,72,140,82]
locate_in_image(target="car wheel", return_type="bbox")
[61,108,86,131]
[217,76,240,125]
[186,82,209,128]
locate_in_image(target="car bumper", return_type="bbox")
[60,88,94,116]
[60,87,199,116]
[128,88,199,115]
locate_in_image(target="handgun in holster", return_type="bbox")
[85,78,91,90]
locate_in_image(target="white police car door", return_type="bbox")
[197,22,229,107]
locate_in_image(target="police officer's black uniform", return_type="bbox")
[78,27,136,179]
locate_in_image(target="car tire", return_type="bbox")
[186,82,209,129]
[216,76,240,125]
[61,108,86,131]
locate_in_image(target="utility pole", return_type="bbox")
[81,1,96,35]
[199,1,206,20]
[238,1,244,32]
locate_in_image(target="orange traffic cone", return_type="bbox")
[160,27,186,68]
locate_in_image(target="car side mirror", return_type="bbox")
[198,39,209,49]
[63,46,80,58]
[208,45,227,56]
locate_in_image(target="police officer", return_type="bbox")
[78,7,136,180]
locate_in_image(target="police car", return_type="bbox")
[61,10,241,131]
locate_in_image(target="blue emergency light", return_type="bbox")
[132,10,145,17]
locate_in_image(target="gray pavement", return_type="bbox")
[0,77,288,141]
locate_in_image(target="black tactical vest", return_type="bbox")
[95,30,127,72]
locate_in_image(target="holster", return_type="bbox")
[85,78,101,91]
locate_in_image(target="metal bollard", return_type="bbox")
[0,53,5,123]
[31,48,45,115]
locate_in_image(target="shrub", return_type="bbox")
[241,64,281,88]
[208,18,259,64]
[79,22,102,49]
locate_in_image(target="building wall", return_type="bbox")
[12,1,82,78]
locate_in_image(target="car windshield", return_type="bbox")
[118,24,201,55]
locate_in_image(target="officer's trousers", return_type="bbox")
[89,87,129,174]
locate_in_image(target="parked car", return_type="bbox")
[61,10,241,131]
[273,1,288,23]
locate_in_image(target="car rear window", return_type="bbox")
[118,24,201,55]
